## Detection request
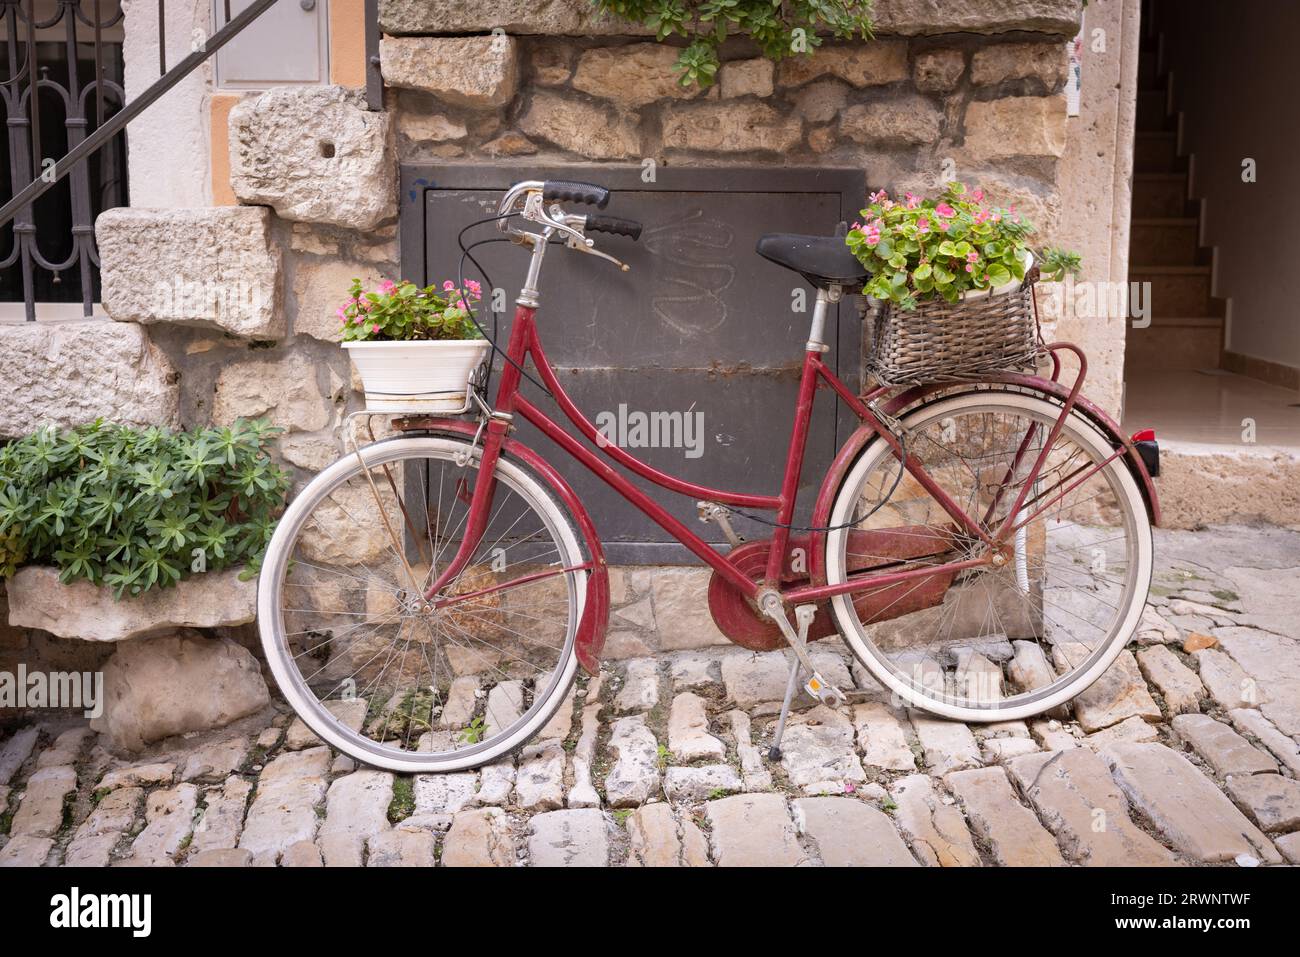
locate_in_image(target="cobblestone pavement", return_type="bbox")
[2,524,1299,867]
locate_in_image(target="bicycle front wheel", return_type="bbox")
[257,434,587,772]
[826,390,1153,723]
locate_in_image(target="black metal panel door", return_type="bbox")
[402,165,866,564]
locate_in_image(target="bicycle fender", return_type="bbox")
[807,377,1162,586]
[402,419,610,676]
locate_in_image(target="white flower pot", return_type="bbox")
[960,251,1034,302]
[343,339,491,414]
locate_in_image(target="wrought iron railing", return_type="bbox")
[0,0,282,320]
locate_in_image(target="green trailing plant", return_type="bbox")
[339,278,484,342]
[0,419,288,597]
[845,181,1083,310]
[592,0,875,88]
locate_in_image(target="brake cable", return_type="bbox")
[455,212,556,399]
[719,429,908,534]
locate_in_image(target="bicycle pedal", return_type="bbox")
[804,672,846,707]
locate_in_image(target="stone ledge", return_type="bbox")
[1156,443,1300,529]
[6,566,256,642]
[0,320,180,440]
[379,0,1082,37]
[96,206,282,339]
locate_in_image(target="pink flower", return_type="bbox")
[965,263,974,273]
[937,221,949,232]
[971,189,984,202]
[379,280,396,293]
[851,221,862,230]
[336,307,346,318]
[916,217,930,233]
[966,251,979,263]
[935,202,956,218]
[865,233,880,247]
[869,189,889,204]
[442,281,455,291]
[371,323,381,333]
[904,192,919,209]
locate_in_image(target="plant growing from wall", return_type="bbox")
[0,419,288,597]
[846,181,1083,310]
[592,0,875,87]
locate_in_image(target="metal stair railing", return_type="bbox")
[0,0,282,320]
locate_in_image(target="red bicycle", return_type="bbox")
[259,179,1159,772]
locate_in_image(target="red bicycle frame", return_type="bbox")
[421,296,1106,613]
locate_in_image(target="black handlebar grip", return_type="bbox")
[542,180,610,209]
[585,214,643,241]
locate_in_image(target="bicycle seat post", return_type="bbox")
[807,284,842,353]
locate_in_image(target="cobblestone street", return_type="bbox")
[2,523,1298,867]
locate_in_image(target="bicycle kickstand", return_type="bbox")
[759,595,847,761]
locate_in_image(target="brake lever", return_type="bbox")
[521,195,587,246]
[564,234,630,271]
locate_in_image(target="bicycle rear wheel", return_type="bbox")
[257,435,586,772]
[825,390,1153,722]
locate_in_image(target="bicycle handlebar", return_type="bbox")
[584,213,642,241]
[542,180,610,209]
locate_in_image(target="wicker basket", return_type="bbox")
[865,272,1042,386]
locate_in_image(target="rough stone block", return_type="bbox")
[971,41,1069,87]
[90,632,270,751]
[778,41,909,87]
[0,321,179,439]
[963,95,1068,160]
[519,90,640,159]
[293,259,390,343]
[230,86,395,231]
[96,206,282,338]
[381,35,519,108]
[840,95,942,146]
[211,351,333,433]
[6,566,255,642]
[662,100,803,154]
[573,42,700,107]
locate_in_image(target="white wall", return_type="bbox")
[122,0,213,207]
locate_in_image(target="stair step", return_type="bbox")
[1130,265,1211,274]
[1129,266,1214,317]
[1130,218,1201,265]
[1134,131,1185,173]
[1146,315,1223,329]
[1126,323,1223,370]
[1136,89,1173,130]
[1132,172,1190,218]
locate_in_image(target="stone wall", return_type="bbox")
[388,32,1074,245]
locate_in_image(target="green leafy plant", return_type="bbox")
[845,181,1083,310]
[458,715,487,745]
[0,419,288,597]
[593,0,875,88]
[339,278,484,343]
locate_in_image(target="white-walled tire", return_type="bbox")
[825,390,1153,723]
[257,435,586,772]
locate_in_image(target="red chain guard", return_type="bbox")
[707,527,958,652]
